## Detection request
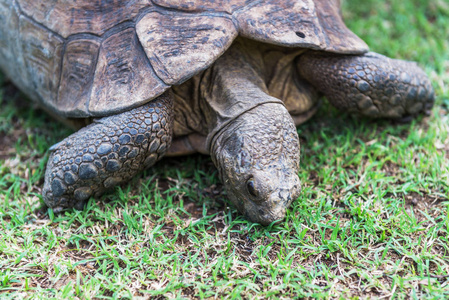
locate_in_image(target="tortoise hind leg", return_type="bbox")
[42,92,173,211]
[297,52,435,119]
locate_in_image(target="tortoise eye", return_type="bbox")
[246,178,258,197]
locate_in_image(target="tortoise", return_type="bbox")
[0,0,434,225]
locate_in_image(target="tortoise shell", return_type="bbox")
[0,0,368,118]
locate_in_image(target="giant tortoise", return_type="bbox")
[0,0,434,224]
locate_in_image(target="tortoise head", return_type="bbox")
[211,103,301,225]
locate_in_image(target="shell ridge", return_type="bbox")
[231,0,261,14]
[133,28,169,99]
[17,0,152,37]
[151,0,259,14]
[82,41,101,118]
[56,39,68,115]
[231,0,265,34]
[15,2,64,40]
[145,4,235,18]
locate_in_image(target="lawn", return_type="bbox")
[1,0,448,298]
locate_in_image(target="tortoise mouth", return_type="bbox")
[243,184,301,226]
[244,169,301,225]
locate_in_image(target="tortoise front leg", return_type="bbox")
[297,52,434,119]
[42,92,173,211]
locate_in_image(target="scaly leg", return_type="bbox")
[298,52,434,118]
[42,92,173,211]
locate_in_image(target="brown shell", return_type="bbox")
[0,0,368,118]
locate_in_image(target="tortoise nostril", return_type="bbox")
[296,31,306,38]
[246,177,258,197]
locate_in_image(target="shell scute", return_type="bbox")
[19,15,64,108]
[58,39,101,116]
[234,0,367,53]
[17,0,152,37]
[89,27,168,115]
[136,11,237,86]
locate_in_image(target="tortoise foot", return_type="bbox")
[42,92,173,210]
[298,52,435,118]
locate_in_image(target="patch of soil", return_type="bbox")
[0,131,17,159]
[403,191,448,207]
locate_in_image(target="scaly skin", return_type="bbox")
[298,52,435,118]
[43,92,173,211]
[211,103,301,225]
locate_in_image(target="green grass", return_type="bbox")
[1,0,449,298]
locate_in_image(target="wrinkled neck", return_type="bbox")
[170,39,315,149]
[199,41,285,152]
